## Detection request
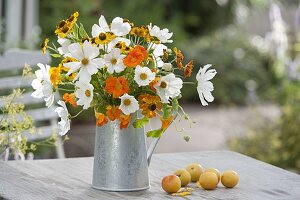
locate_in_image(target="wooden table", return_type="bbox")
[0,151,300,200]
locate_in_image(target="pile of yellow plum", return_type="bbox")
[161,163,239,194]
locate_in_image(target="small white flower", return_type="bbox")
[134,66,155,87]
[55,100,71,136]
[119,94,139,115]
[196,64,217,106]
[154,73,183,103]
[104,48,126,74]
[92,15,131,37]
[63,40,104,82]
[148,24,173,43]
[31,63,55,107]
[57,38,71,56]
[75,81,94,109]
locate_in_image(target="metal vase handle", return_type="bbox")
[146,113,178,166]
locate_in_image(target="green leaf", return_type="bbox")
[79,23,88,38]
[133,117,149,128]
[50,53,61,58]
[146,128,164,138]
[72,24,79,40]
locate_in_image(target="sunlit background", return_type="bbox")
[1,0,300,173]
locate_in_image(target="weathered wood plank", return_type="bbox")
[0,49,51,70]
[0,151,300,200]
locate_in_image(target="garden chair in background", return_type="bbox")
[0,49,65,159]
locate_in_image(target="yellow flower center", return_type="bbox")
[124,99,131,106]
[111,58,117,65]
[140,73,148,80]
[85,89,91,97]
[81,58,89,65]
[160,81,167,89]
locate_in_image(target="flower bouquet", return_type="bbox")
[33,12,217,191]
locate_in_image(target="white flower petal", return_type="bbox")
[82,41,99,59]
[64,62,81,76]
[92,24,101,37]
[68,43,84,61]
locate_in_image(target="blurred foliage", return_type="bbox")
[230,81,300,172]
[40,0,239,44]
[181,28,279,105]
[230,29,300,172]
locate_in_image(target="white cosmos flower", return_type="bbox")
[148,24,173,43]
[196,64,217,106]
[92,15,131,37]
[55,100,71,136]
[75,81,94,110]
[154,73,183,103]
[104,48,126,74]
[63,40,104,82]
[57,38,71,56]
[31,63,55,107]
[134,66,155,86]
[119,94,139,115]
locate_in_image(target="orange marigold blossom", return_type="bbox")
[184,60,194,78]
[106,105,121,121]
[123,45,148,67]
[95,112,108,127]
[138,94,162,118]
[161,115,174,131]
[63,93,77,107]
[105,76,129,98]
[120,114,131,129]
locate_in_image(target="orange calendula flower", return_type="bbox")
[63,93,77,107]
[41,38,49,54]
[123,45,147,67]
[173,47,184,70]
[184,60,193,78]
[49,66,62,88]
[120,114,131,129]
[161,115,174,131]
[95,112,108,127]
[106,105,121,121]
[138,94,162,118]
[105,76,129,98]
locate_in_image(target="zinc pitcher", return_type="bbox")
[92,114,159,191]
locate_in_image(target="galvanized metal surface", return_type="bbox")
[92,118,150,191]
